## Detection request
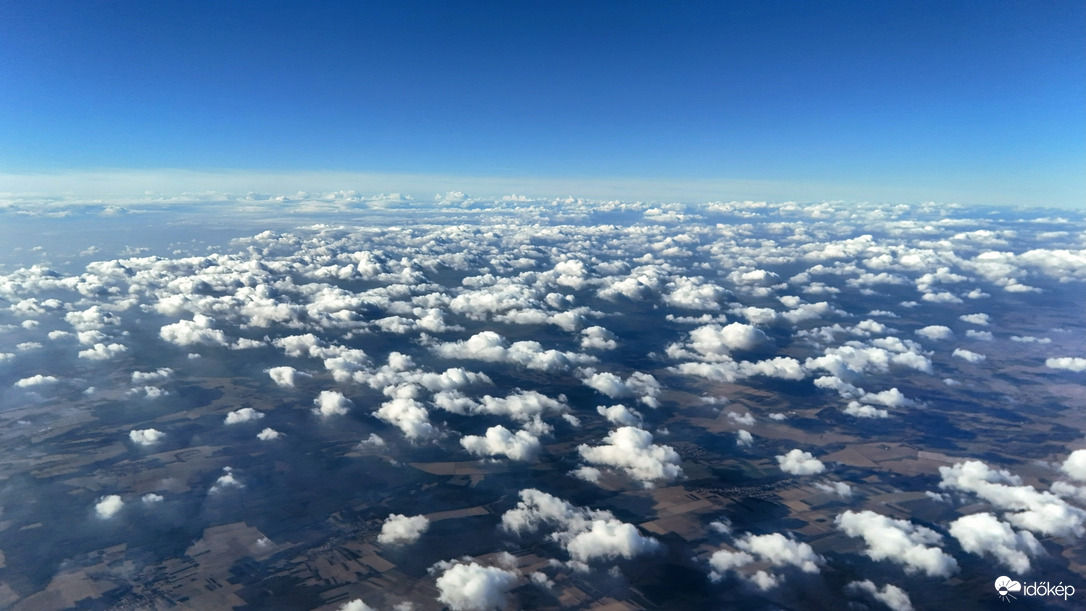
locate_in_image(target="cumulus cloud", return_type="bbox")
[224,407,265,425]
[1061,450,1086,482]
[257,427,282,441]
[577,427,683,486]
[267,365,306,387]
[709,532,822,588]
[959,313,990,325]
[835,510,958,577]
[952,348,986,363]
[846,580,914,611]
[580,370,661,407]
[432,331,596,372]
[129,428,165,446]
[938,460,1086,538]
[776,449,825,475]
[78,342,128,360]
[378,514,430,546]
[687,322,767,357]
[131,368,173,384]
[160,314,229,347]
[1046,357,1086,372]
[13,374,59,388]
[337,600,376,611]
[915,325,953,340]
[948,512,1042,572]
[461,425,541,461]
[597,404,643,427]
[501,489,660,563]
[95,495,124,519]
[210,467,243,493]
[314,390,353,418]
[432,560,519,611]
[375,385,435,439]
[736,430,753,447]
[580,326,617,350]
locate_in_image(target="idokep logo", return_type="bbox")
[995,575,1076,602]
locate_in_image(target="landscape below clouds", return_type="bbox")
[0,195,1083,610]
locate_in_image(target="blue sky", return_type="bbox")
[1,1,1083,206]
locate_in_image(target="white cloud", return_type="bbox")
[959,313,990,325]
[736,430,753,447]
[461,425,541,461]
[1061,449,1086,482]
[938,460,1086,538]
[577,427,683,486]
[210,467,243,493]
[224,407,265,425]
[708,532,822,587]
[337,600,376,611]
[14,374,59,388]
[948,512,1042,572]
[836,510,958,577]
[78,342,128,360]
[378,514,430,546]
[846,580,914,611]
[257,427,282,441]
[94,495,124,519]
[375,386,435,439]
[597,404,643,427]
[952,348,986,363]
[688,322,767,357]
[580,325,617,350]
[915,325,953,340]
[160,314,229,346]
[129,428,165,446]
[131,368,173,384]
[432,560,519,611]
[776,449,825,475]
[1046,357,1086,372]
[141,493,164,504]
[500,489,660,563]
[581,370,661,407]
[844,401,889,418]
[432,331,596,372]
[314,390,353,418]
[267,365,306,387]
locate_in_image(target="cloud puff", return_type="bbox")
[432,331,596,372]
[846,580,914,611]
[210,467,243,493]
[581,370,661,407]
[129,428,165,446]
[915,325,953,340]
[142,493,164,504]
[938,460,1085,538]
[14,374,59,388]
[337,600,376,611]
[160,314,229,347]
[959,313,990,325]
[835,510,958,577]
[267,365,305,387]
[709,532,822,587]
[432,560,519,611]
[952,348,986,363]
[78,342,129,360]
[461,425,541,462]
[501,489,660,563]
[577,427,683,486]
[948,512,1042,572]
[314,390,352,418]
[1061,450,1086,482]
[1046,357,1086,372]
[776,449,825,475]
[224,407,265,425]
[95,495,124,519]
[688,322,767,357]
[597,404,643,427]
[580,326,617,350]
[377,514,430,546]
[131,368,173,383]
[375,385,435,439]
[257,427,282,441]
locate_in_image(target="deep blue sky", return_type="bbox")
[1,1,1083,205]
